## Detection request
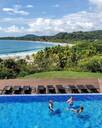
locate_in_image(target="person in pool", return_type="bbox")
[49,100,54,112]
[70,106,84,114]
[66,97,73,107]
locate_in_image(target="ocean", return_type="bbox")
[0,40,58,58]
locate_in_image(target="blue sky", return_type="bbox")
[0,0,102,36]
[0,0,89,18]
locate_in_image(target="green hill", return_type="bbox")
[1,30,102,43]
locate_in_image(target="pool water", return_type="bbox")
[0,95,102,128]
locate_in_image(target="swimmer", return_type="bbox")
[66,97,73,107]
[48,100,54,112]
[70,106,84,114]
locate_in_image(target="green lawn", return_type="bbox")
[22,71,102,79]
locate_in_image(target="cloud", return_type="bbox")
[23,1,102,35]
[52,4,60,8]
[0,25,24,34]
[2,5,29,15]
[0,27,2,31]
[1,10,102,35]
[89,0,102,9]
[26,5,33,8]
[1,0,102,36]
[5,25,20,33]
[3,8,13,12]
[26,11,95,35]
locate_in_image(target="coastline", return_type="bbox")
[9,40,67,46]
[0,40,70,59]
[0,50,38,59]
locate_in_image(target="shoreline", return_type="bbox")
[0,40,71,59]
[0,51,38,59]
[0,39,67,46]
[14,40,68,46]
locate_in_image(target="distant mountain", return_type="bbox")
[53,30,102,40]
[21,34,39,38]
[0,30,102,43]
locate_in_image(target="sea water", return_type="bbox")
[0,40,57,57]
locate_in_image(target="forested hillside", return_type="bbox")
[1,30,102,43]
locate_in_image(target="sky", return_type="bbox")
[0,0,102,36]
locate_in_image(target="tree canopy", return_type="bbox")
[0,40,101,79]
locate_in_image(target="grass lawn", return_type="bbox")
[22,71,102,79]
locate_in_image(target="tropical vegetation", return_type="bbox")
[0,39,102,79]
[1,30,102,43]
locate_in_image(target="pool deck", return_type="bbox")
[98,79,102,92]
[0,78,101,92]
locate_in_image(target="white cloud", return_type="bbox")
[0,27,2,31]
[3,8,14,12]
[26,5,33,8]
[1,1,102,35]
[25,11,102,35]
[23,1,102,35]
[2,25,24,33]
[2,6,29,15]
[5,25,20,33]
[1,10,102,35]
[89,0,102,9]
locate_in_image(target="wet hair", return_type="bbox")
[49,100,53,104]
[80,106,84,111]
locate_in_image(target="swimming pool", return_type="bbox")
[0,94,102,128]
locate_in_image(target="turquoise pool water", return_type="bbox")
[0,95,102,128]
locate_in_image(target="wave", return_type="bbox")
[0,40,62,58]
[0,48,43,55]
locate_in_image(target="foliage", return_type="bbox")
[79,56,102,72]
[1,30,102,43]
[0,40,102,79]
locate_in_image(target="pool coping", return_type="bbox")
[0,93,102,97]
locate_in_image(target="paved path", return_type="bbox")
[0,78,101,91]
[98,79,102,92]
